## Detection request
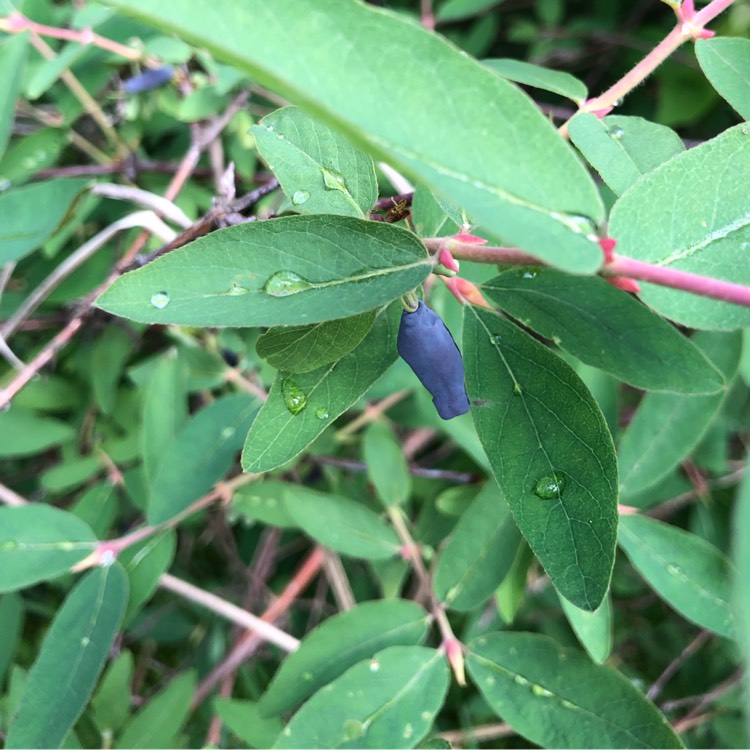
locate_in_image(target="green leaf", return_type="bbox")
[215,699,283,749]
[0,407,77,456]
[463,305,618,610]
[618,514,735,638]
[483,268,725,394]
[71,483,118,538]
[103,0,604,272]
[92,651,134,735]
[467,632,682,749]
[231,480,299,529]
[253,105,377,217]
[148,394,259,524]
[96,216,431,326]
[116,671,196,749]
[696,37,750,120]
[274,646,449,749]
[0,128,67,185]
[609,123,750,330]
[243,304,399,473]
[363,421,412,507]
[0,33,28,161]
[256,311,377,374]
[411,187,460,238]
[0,593,23,686]
[733,453,750,724]
[141,349,188,482]
[259,600,429,716]
[281,485,400,560]
[0,505,97,593]
[559,593,613,663]
[436,0,505,22]
[618,330,741,498]
[119,531,176,623]
[568,114,684,196]
[25,42,88,100]
[484,58,587,104]
[6,565,129,750]
[433,480,521,611]
[91,326,135,415]
[0,179,90,263]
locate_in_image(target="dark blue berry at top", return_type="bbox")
[397,301,470,420]
[123,66,175,95]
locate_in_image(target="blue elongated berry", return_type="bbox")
[397,301,470,420]
[123,66,174,95]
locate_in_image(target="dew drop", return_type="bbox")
[609,126,625,140]
[277,133,285,139]
[564,214,598,237]
[322,167,347,192]
[303,671,314,681]
[667,563,685,578]
[266,124,274,132]
[264,270,312,297]
[100,550,116,567]
[519,267,540,279]
[281,378,308,415]
[342,719,366,740]
[532,683,552,697]
[403,724,414,739]
[291,190,310,205]
[221,427,236,440]
[150,291,170,309]
[81,636,91,647]
[533,471,567,500]
[226,282,250,296]
[315,407,329,420]
[485,676,496,686]
[369,658,380,672]
[514,674,530,686]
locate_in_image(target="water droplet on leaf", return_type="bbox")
[150,291,170,309]
[291,190,310,205]
[227,282,249,296]
[315,407,329,420]
[264,270,312,297]
[322,167,347,192]
[281,377,308,415]
[342,720,366,741]
[609,126,625,139]
[518,267,540,279]
[403,724,414,739]
[369,659,380,672]
[533,471,567,500]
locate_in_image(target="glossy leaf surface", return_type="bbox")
[467,632,682,749]
[483,268,724,394]
[0,505,97,592]
[6,565,128,749]
[253,105,377,217]
[609,123,750,329]
[619,514,734,638]
[260,600,429,716]
[463,305,618,610]
[97,216,431,327]
[243,305,399,473]
[274,646,449,749]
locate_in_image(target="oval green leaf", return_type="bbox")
[363,421,412,507]
[483,268,725,394]
[243,304,399,473]
[618,514,735,639]
[467,632,682,749]
[484,58,587,104]
[609,123,750,330]
[696,37,750,120]
[256,310,376,374]
[253,105,377,217]
[6,564,129,749]
[0,33,28,160]
[559,593,613,664]
[618,330,741,498]
[0,505,98,593]
[463,305,618,611]
[259,600,430,716]
[148,393,259,524]
[434,480,521,611]
[568,114,684,196]
[274,646,449,749]
[96,215,431,327]
[281,485,400,560]
[104,0,604,272]
[0,179,91,264]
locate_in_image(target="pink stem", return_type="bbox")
[604,254,750,308]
